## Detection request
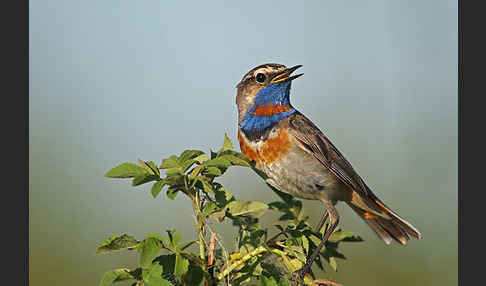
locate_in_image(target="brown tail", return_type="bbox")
[347,191,422,245]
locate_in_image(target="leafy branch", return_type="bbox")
[96,134,362,286]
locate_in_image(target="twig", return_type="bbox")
[208,232,216,267]
[312,279,342,286]
[205,224,231,285]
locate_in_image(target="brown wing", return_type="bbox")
[288,112,370,198]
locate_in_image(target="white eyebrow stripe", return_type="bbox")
[253,67,285,77]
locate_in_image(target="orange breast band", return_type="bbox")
[238,129,291,166]
[260,129,291,164]
[252,105,293,116]
[238,131,259,163]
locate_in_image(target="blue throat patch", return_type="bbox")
[241,82,296,132]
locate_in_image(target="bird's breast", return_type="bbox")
[238,122,347,201]
[238,127,291,168]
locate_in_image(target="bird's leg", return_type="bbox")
[292,203,339,286]
[314,210,329,233]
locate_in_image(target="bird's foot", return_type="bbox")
[290,266,310,286]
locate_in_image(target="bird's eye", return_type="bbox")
[255,73,266,83]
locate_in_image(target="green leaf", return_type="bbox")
[301,235,309,254]
[142,262,163,280]
[166,167,183,176]
[174,254,189,276]
[214,185,234,207]
[196,178,214,194]
[259,275,278,286]
[222,133,233,152]
[153,255,176,280]
[204,157,231,168]
[328,230,363,242]
[137,237,163,267]
[201,201,218,219]
[289,229,303,238]
[142,262,172,286]
[278,277,292,286]
[166,230,181,248]
[176,240,197,251]
[163,174,184,186]
[146,232,165,242]
[278,243,306,263]
[193,154,209,163]
[260,263,283,283]
[281,255,302,273]
[160,155,180,169]
[151,180,166,198]
[219,154,250,167]
[268,201,289,211]
[209,209,226,222]
[138,159,159,176]
[309,235,326,253]
[278,213,295,221]
[147,161,160,175]
[270,187,294,205]
[180,159,197,172]
[226,200,269,218]
[166,187,180,200]
[203,166,222,177]
[295,220,308,230]
[178,150,204,163]
[105,163,148,178]
[132,174,160,186]
[188,165,205,179]
[183,266,204,286]
[95,234,138,254]
[173,231,181,247]
[328,256,338,271]
[99,268,136,286]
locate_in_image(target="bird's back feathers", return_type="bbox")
[287,112,422,244]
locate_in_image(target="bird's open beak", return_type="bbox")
[270,65,303,83]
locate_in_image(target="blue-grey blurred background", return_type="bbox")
[29,1,457,285]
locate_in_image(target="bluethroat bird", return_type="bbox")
[235,63,422,284]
